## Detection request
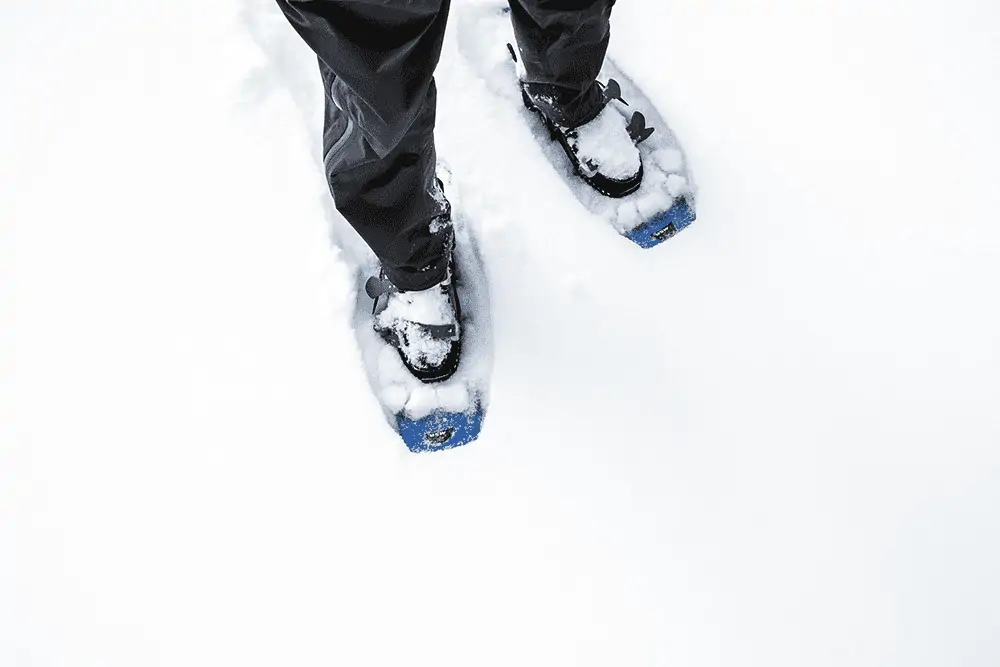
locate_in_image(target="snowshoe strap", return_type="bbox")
[600,80,656,145]
[626,111,656,144]
[601,79,629,107]
[376,317,458,345]
[365,274,396,314]
[366,273,459,342]
[420,323,459,341]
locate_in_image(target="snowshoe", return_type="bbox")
[457,4,697,249]
[520,80,646,199]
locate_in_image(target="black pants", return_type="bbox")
[276,0,614,291]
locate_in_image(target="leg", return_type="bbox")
[276,0,452,291]
[507,0,615,128]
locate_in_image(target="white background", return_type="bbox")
[2,0,998,665]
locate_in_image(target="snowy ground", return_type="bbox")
[3,1,999,666]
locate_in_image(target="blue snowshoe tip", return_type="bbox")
[397,406,485,453]
[625,196,696,249]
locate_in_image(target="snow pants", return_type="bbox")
[276,0,615,291]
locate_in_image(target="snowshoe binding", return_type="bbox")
[365,253,462,384]
[512,47,652,199]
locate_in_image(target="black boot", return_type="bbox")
[518,70,647,199]
[365,210,462,384]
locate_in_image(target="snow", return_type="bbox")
[374,276,456,370]
[2,1,1000,667]
[377,286,455,329]
[567,103,642,180]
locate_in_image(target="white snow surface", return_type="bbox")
[3,1,1000,667]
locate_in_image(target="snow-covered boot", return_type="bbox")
[365,249,462,384]
[520,76,652,199]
